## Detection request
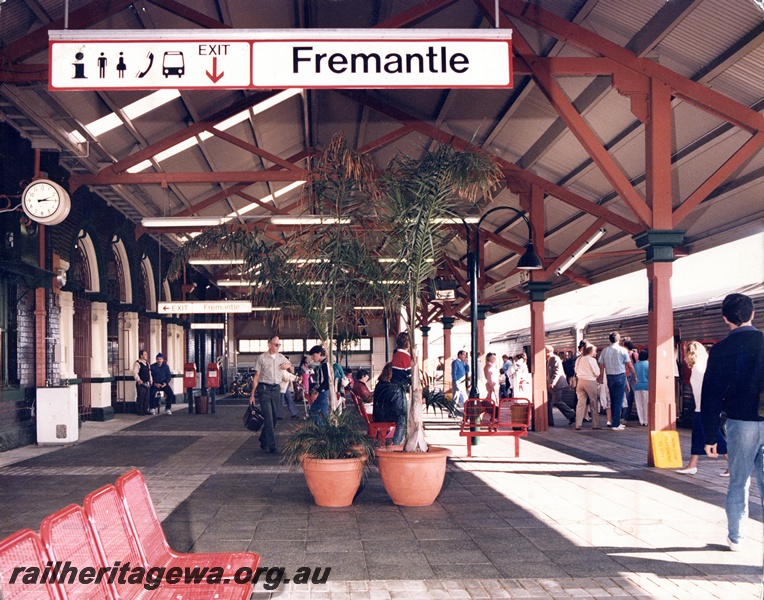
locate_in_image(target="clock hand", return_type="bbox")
[36,196,57,202]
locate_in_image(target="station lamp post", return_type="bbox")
[464,207,543,398]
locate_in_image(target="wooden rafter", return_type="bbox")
[339,90,642,236]
[499,0,764,135]
[510,28,653,228]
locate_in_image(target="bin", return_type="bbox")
[195,394,209,414]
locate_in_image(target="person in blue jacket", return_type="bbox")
[150,353,175,415]
[701,293,764,552]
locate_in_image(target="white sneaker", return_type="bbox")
[150,408,157,415]
[613,424,626,430]
[676,467,697,475]
[165,409,172,415]
[727,536,741,552]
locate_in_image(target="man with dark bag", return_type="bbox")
[249,335,293,454]
[702,292,764,552]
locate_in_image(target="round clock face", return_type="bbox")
[22,179,71,225]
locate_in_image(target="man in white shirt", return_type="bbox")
[249,335,294,453]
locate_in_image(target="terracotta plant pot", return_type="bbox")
[375,445,452,506]
[300,456,366,507]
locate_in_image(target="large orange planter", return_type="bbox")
[300,457,365,507]
[375,445,452,506]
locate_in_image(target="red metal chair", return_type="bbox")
[39,504,114,599]
[0,529,61,599]
[347,390,396,443]
[115,469,260,577]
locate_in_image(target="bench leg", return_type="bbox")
[467,436,472,458]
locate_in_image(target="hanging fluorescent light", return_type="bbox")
[142,217,228,228]
[270,216,351,225]
[216,279,257,287]
[189,258,245,265]
[354,306,385,310]
[190,323,225,330]
[555,227,607,276]
[432,216,480,224]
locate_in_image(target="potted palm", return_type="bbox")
[282,408,374,507]
[374,144,501,506]
[168,133,389,506]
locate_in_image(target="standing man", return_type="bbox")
[307,345,331,422]
[597,331,637,430]
[500,354,513,399]
[702,293,764,552]
[132,350,151,416]
[150,353,175,415]
[452,350,470,409]
[546,345,576,426]
[249,335,293,453]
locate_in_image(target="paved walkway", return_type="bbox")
[0,398,762,599]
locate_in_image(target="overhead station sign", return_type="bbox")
[49,29,512,90]
[158,301,252,314]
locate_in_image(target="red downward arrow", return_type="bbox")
[206,57,224,83]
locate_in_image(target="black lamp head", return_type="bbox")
[517,243,544,270]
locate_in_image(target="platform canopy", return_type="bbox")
[1,0,763,317]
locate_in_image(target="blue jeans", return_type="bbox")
[256,383,281,451]
[725,419,764,544]
[309,390,329,423]
[606,373,626,428]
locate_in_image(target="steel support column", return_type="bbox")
[442,316,454,391]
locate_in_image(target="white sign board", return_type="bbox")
[49,29,512,90]
[158,301,252,314]
[252,39,511,88]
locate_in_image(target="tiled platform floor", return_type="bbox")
[1,399,761,599]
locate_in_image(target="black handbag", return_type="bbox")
[243,404,264,432]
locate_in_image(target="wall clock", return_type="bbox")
[21,179,71,226]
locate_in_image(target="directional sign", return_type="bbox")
[49,29,512,90]
[50,40,251,90]
[478,270,529,302]
[158,301,252,314]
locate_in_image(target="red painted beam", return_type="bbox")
[673,132,764,227]
[207,128,305,172]
[340,90,642,236]
[74,170,307,188]
[499,0,764,135]
[511,26,653,228]
[102,91,281,176]
[374,0,460,29]
[3,0,136,64]
[146,0,229,29]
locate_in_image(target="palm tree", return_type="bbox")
[381,145,501,452]
[168,133,391,412]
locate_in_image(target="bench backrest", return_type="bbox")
[0,529,61,599]
[84,484,146,598]
[496,398,532,430]
[115,469,171,567]
[462,399,496,430]
[40,505,113,600]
